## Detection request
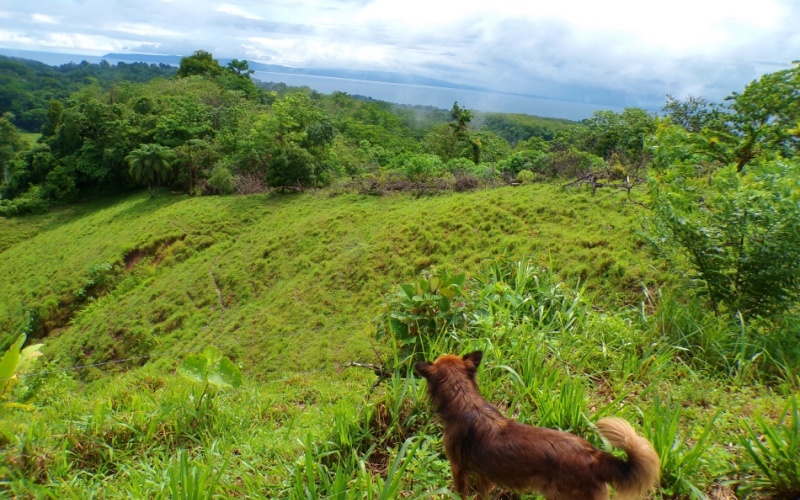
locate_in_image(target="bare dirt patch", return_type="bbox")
[124,249,145,270]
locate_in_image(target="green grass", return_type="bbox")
[1,184,796,498]
[0,184,662,371]
[19,132,40,148]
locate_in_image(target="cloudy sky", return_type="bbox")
[1,0,798,111]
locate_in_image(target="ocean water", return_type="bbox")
[253,71,624,121]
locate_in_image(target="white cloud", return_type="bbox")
[1,0,798,111]
[31,13,58,24]
[353,0,787,58]
[0,29,159,54]
[215,3,262,20]
[109,23,181,37]
[246,35,396,67]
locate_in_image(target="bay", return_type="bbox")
[252,71,624,120]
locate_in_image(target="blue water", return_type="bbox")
[253,71,623,121]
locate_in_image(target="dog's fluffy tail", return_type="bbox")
[595,417,660,500]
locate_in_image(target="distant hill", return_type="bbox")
[102,52,486,91]
[0,54,176,131]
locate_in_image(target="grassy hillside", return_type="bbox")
[1,184,661,373]
[1,185,796,498]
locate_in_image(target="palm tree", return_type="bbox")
[125,143,176,189]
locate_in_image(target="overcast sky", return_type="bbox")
[1,0,798,110]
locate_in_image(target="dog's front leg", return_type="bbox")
[450,463,470,498]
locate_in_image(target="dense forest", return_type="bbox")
[0,55,177,132]
[3,50,621,215]
[1,51,800,498]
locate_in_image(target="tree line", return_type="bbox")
[0,55,177,132]
[2,52,799,316]
[0,50,658,213]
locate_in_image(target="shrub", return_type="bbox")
[498,150,542,175]
[392,153,445,182]
[445,157,478,174]
[376,270,469,361]
[516,169,535,184]
[648,159,800,317]
[206,165,235,195]
[73,262,116,303]
[0,185,49,216]
[535,147,605,178]
[267,143,316,190]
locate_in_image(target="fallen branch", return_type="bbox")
[344,361,395,390]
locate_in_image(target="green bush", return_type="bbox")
[376,270,468,361]
[267,143,316,190]
[445,157,478,174]
[649,159,800,317]
[535,148,605,178]
[0,185,49,216]
[206,165,235,195]
[516,169,535,184]
[498,150,542,175]
[390,153,445,182]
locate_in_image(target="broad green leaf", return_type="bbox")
[417,277,428,294]
[389,318,408,337]
[201,345,221,364]
[208,357,243,388]
[17,344,44,374]
[0,334,25,395]
[398,284,415,300]
[178,354,209,384]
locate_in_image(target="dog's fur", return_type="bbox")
[415,351,660,500]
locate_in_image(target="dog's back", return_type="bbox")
[416,351,660,500]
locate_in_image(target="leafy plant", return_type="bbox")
[206,164,235,195]
[738,396,800,499]
[472,256,585,332]
[516,169,536,184]
[642,395,720,498]
[497,355,590,435]
[649,159,800,317]
[177,346,243,413]
[1,334,43,411]
[268,143,316,190]
[363,436,423,500]
[376,270,468,360]
[73,262,115,303]
[125,143,177,189]
[697,62,799,173]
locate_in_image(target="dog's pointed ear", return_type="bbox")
[414,361,434,379]
[462,351,483,369]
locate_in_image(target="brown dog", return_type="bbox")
[415,351,660,500]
